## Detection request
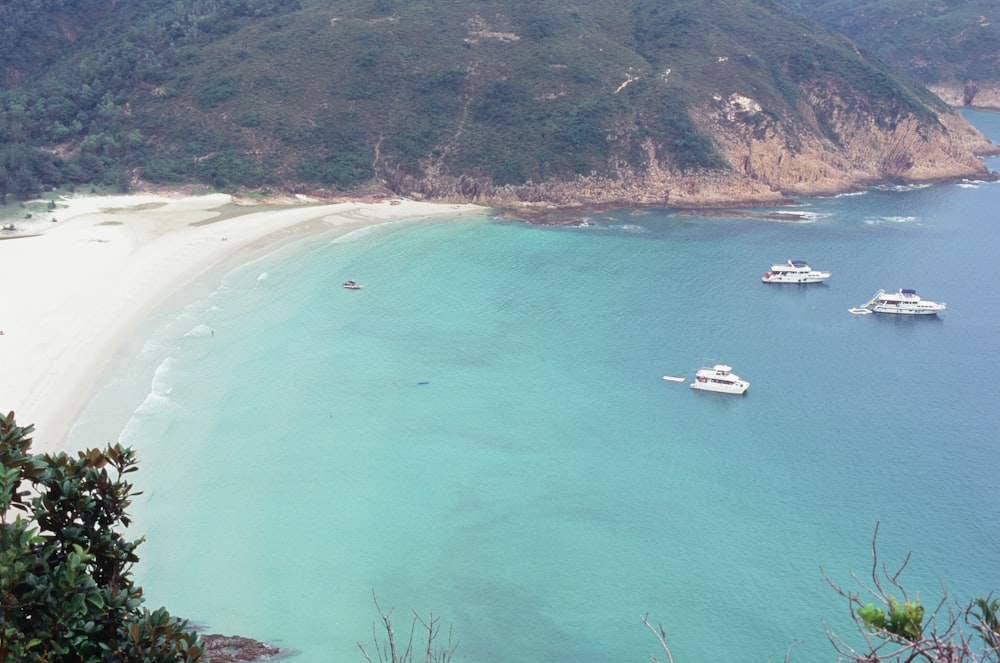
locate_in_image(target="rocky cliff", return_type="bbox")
[928,84,1000,112]
[692,91,997,199]
[387,97,998,210]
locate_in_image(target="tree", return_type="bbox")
[0,411,202,662]
[10,164,40,199]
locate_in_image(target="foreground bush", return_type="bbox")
[0,411,202,662]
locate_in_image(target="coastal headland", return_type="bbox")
[0,193,482,456]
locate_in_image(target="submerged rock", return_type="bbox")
[202,634,282,662]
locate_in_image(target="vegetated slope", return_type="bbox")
[0,0,118,87]
[775,0,1000,109]
[1,0,995,207]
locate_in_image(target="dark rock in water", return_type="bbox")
[202,634,282,662]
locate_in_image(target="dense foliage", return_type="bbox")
[0,0,950,198]
[0,411,202,662]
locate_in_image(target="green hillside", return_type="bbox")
[0,0,972,200]
[775,0,1000,88]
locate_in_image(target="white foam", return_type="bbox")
[184,323,214,338]
[768,210,830,223]
[117,357,180,446]
[150,356,177,398]
[326,221,392,244]
[118,392,176,446]
[874,183,932,192]
[864,215,919,225]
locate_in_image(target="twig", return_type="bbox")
[641,613,675,663]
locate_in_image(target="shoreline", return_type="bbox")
[0,192,484,455]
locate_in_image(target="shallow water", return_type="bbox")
[72,111,1000,662]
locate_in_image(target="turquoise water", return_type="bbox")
[75,111,1000,662]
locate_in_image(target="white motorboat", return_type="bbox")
[861,289,945,315]
[762,260,831,284]
[690,364,749,395]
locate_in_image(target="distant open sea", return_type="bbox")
[71,111,1000,662]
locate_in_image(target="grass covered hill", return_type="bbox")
[775,0,1000,106]
[0,0,994,205]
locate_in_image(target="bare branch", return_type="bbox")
[782,639,802,663]
[360,591,457,663]
[422,612,435,663]
[641,613,675,663]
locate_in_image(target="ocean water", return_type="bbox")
[72,111,1000,663]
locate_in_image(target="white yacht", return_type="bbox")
[762,260,831,284]
[690,364,749,395]
[863,289,946,315]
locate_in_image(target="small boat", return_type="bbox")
[762,260,831,284]
[860,289,945,315]
[690,364,749,395]
[343,280,363,290]
[662,375,686,383]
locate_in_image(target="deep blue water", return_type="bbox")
[73,111,1000,662]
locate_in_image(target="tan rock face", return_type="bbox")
[680,84,998,202]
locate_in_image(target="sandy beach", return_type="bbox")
[0,193,482,455]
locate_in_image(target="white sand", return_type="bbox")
[0,193,482,454]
